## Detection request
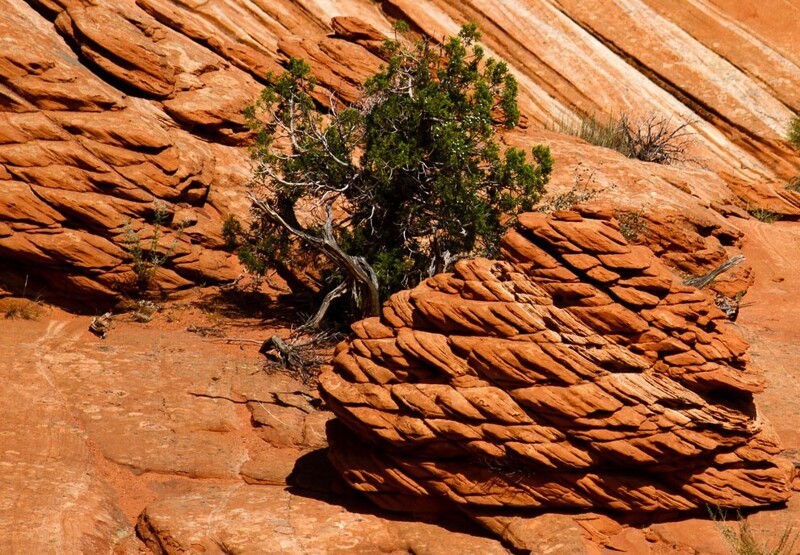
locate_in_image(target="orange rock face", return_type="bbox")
[0,1,388,303]
[1,0,798,304]
[320,208,794,516]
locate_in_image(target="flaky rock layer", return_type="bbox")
[2,0,799,302]
[320,207,794,514]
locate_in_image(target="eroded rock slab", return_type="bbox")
[320,208,794,541]
[136,484,510,554]
[0,305,336,551]
[0,320,134,553]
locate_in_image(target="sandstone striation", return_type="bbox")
[0,1,389,304]
[320,208,794,519]
[136,484,510,555]
[1,0,799,304]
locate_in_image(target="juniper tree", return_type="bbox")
[240,23,552,326]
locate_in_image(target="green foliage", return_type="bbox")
[788,115,800,148]
[537,163,601,213]
[748,207,781,224]
[123,201,183,296]
[787,176,800,193]
[536,187,598,213]
[221,215,243,251]
[241,25,551,320]
[556,114,630,155]
[618,208,649,243]
[235,212,288,277]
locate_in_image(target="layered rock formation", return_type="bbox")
[320,208,794,518]
[0,0,386,302]
[1,0,799,303]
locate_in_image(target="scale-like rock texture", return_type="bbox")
[320,208,794,516]
[1,0,799,303]
[0,0,387,302]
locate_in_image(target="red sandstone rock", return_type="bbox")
[320,209,794,549]
[136,484,509,555]
[1,2,800,549]
[2,0,800,305]
[0,301,516,551]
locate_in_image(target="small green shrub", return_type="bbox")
[618,208,648,243]
[748,207,781,223]
[555,113,694,165]
[786,176,800,192]
[788,115,800,148]
[123,201,183,295]
[537,163,604,213]
[536,186,598,213]
[221,215,243,251]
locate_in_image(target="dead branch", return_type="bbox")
[248,193,380,319]
[187,324,225,338]
[259,332,341,384]
[89,312,114,339]
[303,280,349,329]
[683,254,745,290]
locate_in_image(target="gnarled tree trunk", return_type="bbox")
[249,194,381,326]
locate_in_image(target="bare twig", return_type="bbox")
[186,324,225,338]
[217,337,264,345]
[303,280,349,329]
[259,332,342,384]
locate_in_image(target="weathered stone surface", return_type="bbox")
[136,484,510,555]
[320,209,794,527]
[471,512,589,555]
[0,320,136,553]
[0,0,253,302]
[384,0,800,179]
[1,0,800,305]
[0,1,390,304]
[0,303,516,553]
